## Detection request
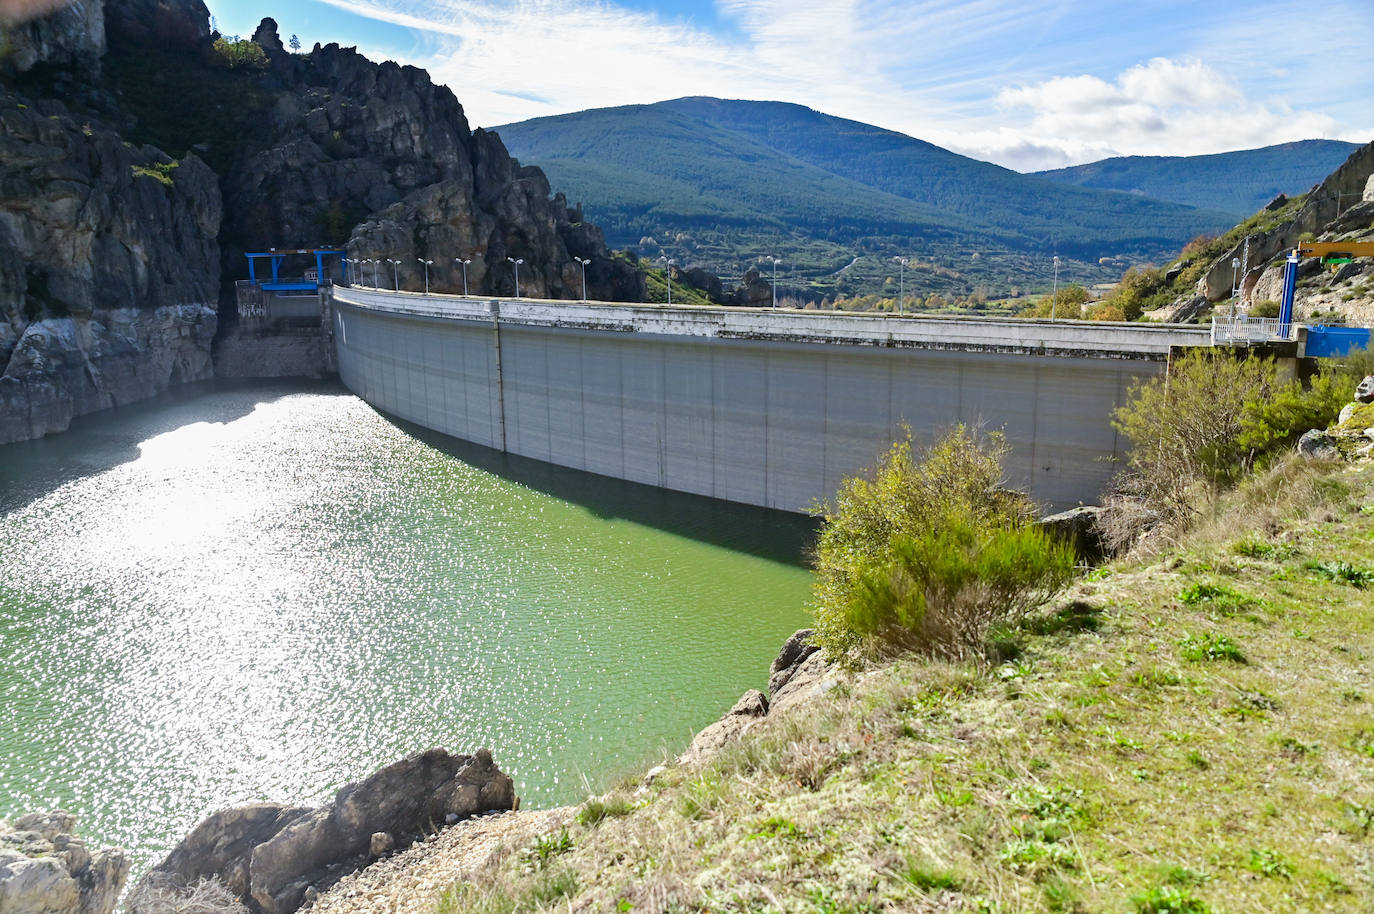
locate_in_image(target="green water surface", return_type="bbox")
[0,381,814,873]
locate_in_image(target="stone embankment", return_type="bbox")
[0,811,128,914]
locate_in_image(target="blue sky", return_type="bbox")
[205,0,1374,171]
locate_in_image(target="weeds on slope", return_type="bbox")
[432,457,1374,913]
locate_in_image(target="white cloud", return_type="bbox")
[301,0,1368,172]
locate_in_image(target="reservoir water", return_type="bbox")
[0,381,814,874]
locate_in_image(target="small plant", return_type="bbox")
[576,795,634,826]
[1184,749,1209,770]
[810,426,1074,660]
[1303,559,1374,589]
[745,816,802,840]
[1178,633,1246,663]
[523,829,573,870]
[1246,847,1293,879]
[1177,582,1257,616]
[1132,884,1210,914]
[899,856,961,891]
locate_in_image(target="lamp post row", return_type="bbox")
[342,253,1072,314]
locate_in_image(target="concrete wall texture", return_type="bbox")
[333,289,1203,514]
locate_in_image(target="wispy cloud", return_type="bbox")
[294,0,1371,170]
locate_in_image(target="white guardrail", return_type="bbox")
[1211,316,1290,345]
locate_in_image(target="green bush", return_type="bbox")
[1250,299,1280,318]
[810,426,1074,661]
[212,37,267,70]
[1237,371,1349,455]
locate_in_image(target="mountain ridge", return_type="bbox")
[494,97,1239,298]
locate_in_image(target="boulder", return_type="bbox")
[0,811,129,914]
[1037,505,1106,561]
[138,748,515,914]
[1297,429,1339,461]
[731,269,774,308]
[768,629,820,697]
[1356,375,1374,404]
[1364,174,1374,204]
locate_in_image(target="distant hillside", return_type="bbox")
[1033,140,1360,219]
[495,98,1234,299]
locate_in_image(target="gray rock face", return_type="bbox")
[769,628,821,698]
[0,88,221,442]
[0,810,129,914]
[102,0,210,51]
[1297,429,1339,461]
[139,748,515,914]
[0,305,216,443]
[0,0,104,77]
[1197,140,1374,302]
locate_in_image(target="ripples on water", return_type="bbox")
[0,381,814,874]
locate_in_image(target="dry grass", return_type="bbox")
[430,459,1374,913]
[126,875,250,914]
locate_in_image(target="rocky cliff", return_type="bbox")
[0,0,647,443]
[1197,140,1374,304]
[0,811,128,914]
[0,82,221,443]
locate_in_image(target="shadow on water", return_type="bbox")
[0,379,323,512]
[381,412,820,568]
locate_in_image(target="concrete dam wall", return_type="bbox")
[333,288,1210,513]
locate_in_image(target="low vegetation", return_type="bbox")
[809,426,1073,662]
[1104,347,1374,550]
[416,344,1373,913]
[434,456,1373,912]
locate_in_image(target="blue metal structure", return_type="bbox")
[245,248,347,291]
[1278,250,1299,340]
[1306,325,1372,358]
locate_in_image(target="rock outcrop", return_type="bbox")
[0,810,129,914]
[137,748,515,914]
[678,629,837,767]
[0,1,650,442]
[1197,140,1374,303]
[0,84,221,443]
[0,0,104,77]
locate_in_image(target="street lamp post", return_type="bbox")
[1231,257,1241,320]
[387,258,400,291]
[768,256,781,308]
[417,258,433,294]
[658,256,675,306]
[1050,255,1061,320]
[455,258,471,296]
[369,259,379,288]
[574,256,591,302]
[893,256,909,314]
[507,256,523,298]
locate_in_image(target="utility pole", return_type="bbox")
[575,256,590,302]
[507,257,523,298]
[455,258,471,296]
[768,256,781,308]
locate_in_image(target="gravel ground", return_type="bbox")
[306,807,574,914]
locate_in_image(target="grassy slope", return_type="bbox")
[440,457,1374,913]
[1033,141,1362,222]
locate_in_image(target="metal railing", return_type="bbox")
[1211,315,1289,345]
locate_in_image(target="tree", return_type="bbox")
[289,34,301,52]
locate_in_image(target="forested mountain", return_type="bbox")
[495,97,1234,298]
[1034,139,1361,219]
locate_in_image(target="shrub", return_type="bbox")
[1250,299,1280,318]
[1111,351,1276,529]
[810,426,1075,660]
[212,37,267,70]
